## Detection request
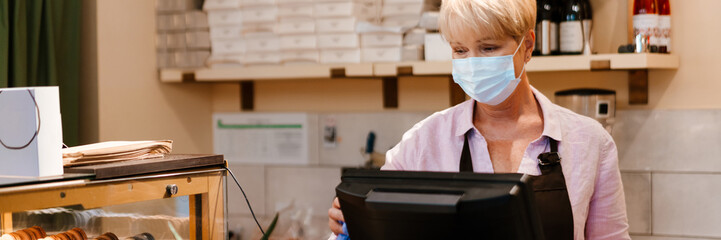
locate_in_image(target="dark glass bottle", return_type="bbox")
[559,0,584,55]
[535,0,557,56]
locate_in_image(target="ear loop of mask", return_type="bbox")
[513,36,528,79]
[0,89,41,150]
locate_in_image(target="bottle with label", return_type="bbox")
[658,0,671,53]
[633,0,659,48]
[535,0,557,56]
[560,0,584,55]
[581,0,593,55]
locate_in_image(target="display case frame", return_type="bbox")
[0,167,226,240]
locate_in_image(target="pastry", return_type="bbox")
[14,230,32,240]
[1,233,16,240]
[70,229,86,240]
[8,233,21,240]
[65,230,82,240]
[55,233,70,240]
[102,233,118,240]
[31,227,47,238]
[23,228,42,239]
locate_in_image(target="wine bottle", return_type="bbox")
[560,0,584,55]
[536,0,557,55]
[581,0,592,55]
[658,0,671,53]
[633,0,659,47]
[551,0,561,55]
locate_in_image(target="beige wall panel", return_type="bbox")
[212,83,241,112]
[254,79,384,112]
[589,0,629,54]
[653,173,721,238]
[95,0,214,154]
[398,76,452,111]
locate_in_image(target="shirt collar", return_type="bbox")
[453,86,563,142]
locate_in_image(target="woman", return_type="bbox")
[329,0,630,239]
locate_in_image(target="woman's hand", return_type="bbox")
[328,197,345,235]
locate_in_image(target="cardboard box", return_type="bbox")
[242,22,276,33]
[157,0,194,12]
[315,2,358,18]
[241,0,275,7]
[186,31,211,49]
[320,49,361,63]
[170,13,187,30]
[382,15,421,29]
[185,11,209,30]
[276,19,316,34]
[419,11,439,30]
[316,17,357,33]
[403,28,426,45]
[277,0,314,4]
[210,26,243,40]
[279,34,317,50]
[360,32,403,47]
[203,0,241,10]
[317,33,360,49]
[382,3,423,17]
[278,4,314,18]
[244,52,282,65]
[282,50,320,64]
[402,45,424,61]
[167,32,187,49]
[244,33,279,53]
[242,6,278,23]
[211,39,246,55]
[207,9,243,26]
[361,47,402,62]
[0,87,63,177]
[424,33,452,61]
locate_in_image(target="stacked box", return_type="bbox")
[204,0,244,67]
[278,1,318,64]
[316,0,380,64]
[157,0,211,69]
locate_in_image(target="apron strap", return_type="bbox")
[460,131,473,172]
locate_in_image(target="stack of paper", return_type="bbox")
[62,140,173,166]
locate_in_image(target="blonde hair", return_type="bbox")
[439,0,537,43]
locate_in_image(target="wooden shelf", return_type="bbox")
[159,53,679,106]
[159,53,679,82]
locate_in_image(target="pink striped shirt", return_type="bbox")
[381,87,630,240]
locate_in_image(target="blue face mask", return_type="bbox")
[451,36,527,106]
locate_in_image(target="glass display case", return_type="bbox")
[0,167,226,240]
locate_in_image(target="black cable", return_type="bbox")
[225,166,266,236]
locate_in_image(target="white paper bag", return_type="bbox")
[0,87,63,177]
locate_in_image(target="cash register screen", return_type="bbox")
[335,168,544,240]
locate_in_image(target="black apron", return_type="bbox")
[460,132,574,240]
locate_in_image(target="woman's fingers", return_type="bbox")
[328,206,345,222]
[329,217,344,235]
[333,197,341,208]
[328,197,346,235]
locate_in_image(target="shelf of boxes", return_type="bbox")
[159,0,679,105]
[159,53,679,82]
